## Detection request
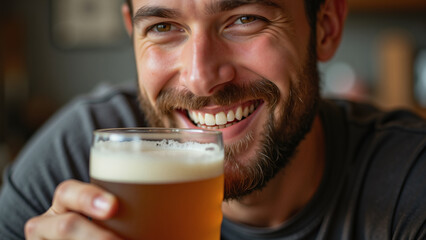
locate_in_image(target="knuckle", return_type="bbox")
[54,180,74,201]
[24,217,38,236]
[54,180,95,210]
[56,213,79,235]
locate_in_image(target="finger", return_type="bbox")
[25,212,123,240]
[48,179,118,220]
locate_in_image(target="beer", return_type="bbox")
[90,136,224,240]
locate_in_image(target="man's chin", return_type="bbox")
[222,131,269,199]
[224,128,258,163]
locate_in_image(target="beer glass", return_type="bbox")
[90,128,224,240]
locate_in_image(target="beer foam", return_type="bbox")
[90,140,224,183]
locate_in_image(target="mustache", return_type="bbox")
[156,79,281,115]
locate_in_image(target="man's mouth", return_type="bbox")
[186,100,261,129]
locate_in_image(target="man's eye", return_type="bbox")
[234,16,258,25]
[146,22,182,33]
[153,23,172,32]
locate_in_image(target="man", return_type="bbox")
[0,0,425,239]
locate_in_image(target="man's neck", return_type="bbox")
[222,115,326,228]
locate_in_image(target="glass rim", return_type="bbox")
[93,127,222,137]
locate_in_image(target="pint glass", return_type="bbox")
[90,128,224,240]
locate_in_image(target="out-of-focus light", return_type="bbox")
[324,62,357,95]
[415,51,426,107]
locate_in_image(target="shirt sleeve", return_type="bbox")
[0,83,143,239]
[391,139,426,239]
[0,101,93,239]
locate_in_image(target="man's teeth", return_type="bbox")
[188,104,256,129]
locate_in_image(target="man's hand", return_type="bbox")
[24,179,122,240]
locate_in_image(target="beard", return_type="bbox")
[138,38,320,200]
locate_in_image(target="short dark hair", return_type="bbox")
[305,0,326,30]
[125,0,132,15]
[124,0,325,29]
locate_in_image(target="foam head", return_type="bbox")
[90,140,224,183]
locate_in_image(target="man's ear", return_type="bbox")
[122,3,133,36]
[316,0,348,62]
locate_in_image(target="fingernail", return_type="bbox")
[93,194,114,212]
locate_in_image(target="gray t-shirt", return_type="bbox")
[0,83,425,239]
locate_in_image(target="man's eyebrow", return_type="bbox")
[206,0,281,14]
[133,6,181,22]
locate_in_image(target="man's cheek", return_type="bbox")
[138,85,152,106]
[138,48,176,101]
[137,74,157,108]
[236,37,295,87]
[251,46,298,106]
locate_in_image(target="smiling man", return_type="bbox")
[129,0,323,202]
[0,0,425,239]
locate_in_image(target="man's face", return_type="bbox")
[131,0,320,199]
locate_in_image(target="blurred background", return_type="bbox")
[1,0,426,182]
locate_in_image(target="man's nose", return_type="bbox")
[179,32,235,96]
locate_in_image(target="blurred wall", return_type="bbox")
[320,11,426,110]
[9,0,136,105]
[1,0,136,171]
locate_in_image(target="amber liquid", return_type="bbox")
[91,175,224,240]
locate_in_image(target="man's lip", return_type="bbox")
[176,101,265,142]
[190,100,260,114]
[187,100,261,128]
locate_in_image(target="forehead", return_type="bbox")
[132,0,281,8]
[130,0,302,18]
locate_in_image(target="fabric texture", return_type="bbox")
[0,83,425,240]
